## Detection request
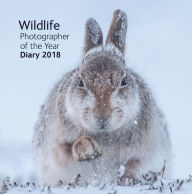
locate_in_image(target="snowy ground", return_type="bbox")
[0,143,192,194]
[3,183,192,194]
[0,144,191,194]
[1,172,192,194]
[0,0,192,193]
[2,182,192,194]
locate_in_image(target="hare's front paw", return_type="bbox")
[72,136,102,161]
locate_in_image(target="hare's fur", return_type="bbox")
[33,10,172,185]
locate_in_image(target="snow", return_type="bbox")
[2,176,192,194]
[134,120,138,125]
[0,0,192,193]
[0,143,38,185]
[114,10,127,50]
[118,165,125,177]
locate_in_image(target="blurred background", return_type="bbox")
[0,0,192,183]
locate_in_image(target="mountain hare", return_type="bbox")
[33,10,172,185]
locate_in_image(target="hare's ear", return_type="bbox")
[106,10,127,54]
[83,18,103,56]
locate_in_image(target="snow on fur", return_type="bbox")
[115,10,127,50]
[87,18,102,45]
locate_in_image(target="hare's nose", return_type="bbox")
[97,119,109,129]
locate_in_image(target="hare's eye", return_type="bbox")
[78,79,84,87]
[120,77,128,87]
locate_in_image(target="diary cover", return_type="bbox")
[0,0,192,193]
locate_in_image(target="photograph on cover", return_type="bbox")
[0,0,192,193]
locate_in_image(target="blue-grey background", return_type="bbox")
[0,0,192,182]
